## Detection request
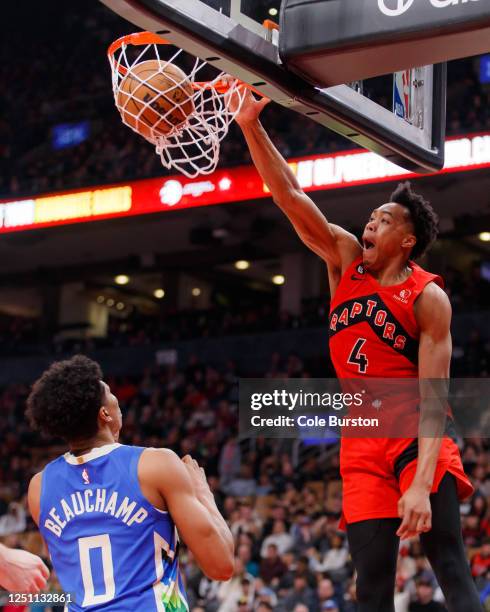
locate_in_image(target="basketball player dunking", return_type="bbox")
[26,355,234,611]
[233,92,482,612]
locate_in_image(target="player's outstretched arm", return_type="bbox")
[233,90,361,274]
[0,542,50,594]
[139,449,234,581]
[397,283,451,539]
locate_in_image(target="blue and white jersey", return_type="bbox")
[39,443,189,611]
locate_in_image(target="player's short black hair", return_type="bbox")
[390,181,439,259]
[26,355,104,441]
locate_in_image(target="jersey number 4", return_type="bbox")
[348,338,368,373]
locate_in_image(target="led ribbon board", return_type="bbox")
[0,133,489,234]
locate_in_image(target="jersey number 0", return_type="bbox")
[78,532,172,606]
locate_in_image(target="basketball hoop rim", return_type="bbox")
[108,31,264,96]
[107,31,170,59]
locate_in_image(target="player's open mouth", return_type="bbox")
[363,239,375,250]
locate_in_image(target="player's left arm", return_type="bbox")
[27,471,42,525]
[1,471,51,594]
[397,282,451,539]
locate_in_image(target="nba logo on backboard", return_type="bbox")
[393,70,412,122]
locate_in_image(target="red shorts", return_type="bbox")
[339,436,473,529]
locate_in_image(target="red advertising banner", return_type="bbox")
[0,133,489,234]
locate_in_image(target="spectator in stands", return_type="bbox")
[255,585,278,609]
[409,576,446,612]
[260,520,293,558]
[222,464,257,498]
[309,532,349,581]
[216,558,254,612]
[277,554,316,592]
[291,514,315,554]
[256,603,273,612]
[472,537,490,580]
[342,579,358,612]
[464,513,486,548]
[259,544,288,585]
[0,501,26,536]
[235,542,259,578]
[315,577,342,610]
[219,437,241,486]
[231,501,263,539]
[279,572,317,612]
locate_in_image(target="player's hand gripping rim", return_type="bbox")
[225,81,270,126]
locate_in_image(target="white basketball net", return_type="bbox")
[108,33,246,178]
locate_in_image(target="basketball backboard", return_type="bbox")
[99,0,447,173]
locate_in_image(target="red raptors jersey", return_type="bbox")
[330,258,473,526]
[329,257,443,379]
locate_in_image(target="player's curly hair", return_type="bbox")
[390,181,439,259]
[26,355,104,441]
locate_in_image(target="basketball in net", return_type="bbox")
[116,60,195,138]
[108,32,248,178]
